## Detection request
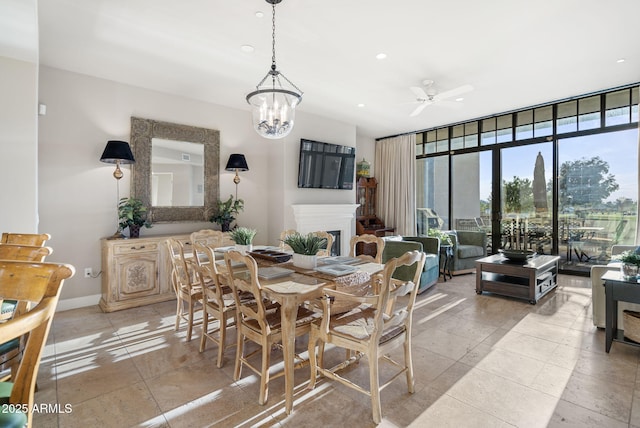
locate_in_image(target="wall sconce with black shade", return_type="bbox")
[100,140,135,239]
[225,154,249,200]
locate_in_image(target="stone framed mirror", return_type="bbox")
[130,117,220,223]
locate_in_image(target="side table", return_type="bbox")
[602,270,640,353]
[440,245,453,281]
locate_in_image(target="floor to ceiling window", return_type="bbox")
[413,84,639,275]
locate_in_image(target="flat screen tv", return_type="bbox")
[297,139,356,189]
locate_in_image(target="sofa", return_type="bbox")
[446,230,488,274]
[591,245,640,328]
[381,236,440,294]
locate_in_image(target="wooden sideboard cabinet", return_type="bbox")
[100,234,189,312]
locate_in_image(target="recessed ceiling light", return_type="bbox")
[375,53,387,60]
[241,45,255,53]
[357,103,365,108]
[455,97,464,102]
[617,58,626,63]
[255,11,264,18]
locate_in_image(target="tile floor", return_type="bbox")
[33,273,640,427]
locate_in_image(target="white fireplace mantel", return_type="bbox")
[291,204,359,256]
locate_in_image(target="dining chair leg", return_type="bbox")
[186,299,195,341]
[308,334,318,389]
[199,311,208,353]
[217,315,226,368]
[234,332,244,381]
[369,356,382,424]
[175,297,182,331]
[404,337,415,393]
[259,342,271,405]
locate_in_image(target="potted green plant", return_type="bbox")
[229,227,257,254]
[427,229,452,246]
[210,195,244,232]
[282,232,327,269]
[118,197,152,238]
[616,250,640,280]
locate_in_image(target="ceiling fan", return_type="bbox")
[409,80,473,117]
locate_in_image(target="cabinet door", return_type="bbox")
[115,253,159,300]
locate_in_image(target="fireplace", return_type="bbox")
[291,204,359,256]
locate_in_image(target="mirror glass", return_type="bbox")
[151,138,205,207]
[130,117,220,223]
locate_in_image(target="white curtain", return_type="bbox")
[375,134,416,236]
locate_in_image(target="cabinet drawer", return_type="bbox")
[114,242,158,255]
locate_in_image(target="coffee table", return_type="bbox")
[475,254,560,304]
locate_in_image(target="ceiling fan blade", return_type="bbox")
[410,86,428,100]
[410,101,431,117]
[433,84,474,101]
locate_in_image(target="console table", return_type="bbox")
[475,254,559,304]
[100,233,189,312]
[602,270,640,353]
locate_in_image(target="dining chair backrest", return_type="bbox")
[224,251,270,333]
[0,260,74,428]
[0,233,51,247]
[190,229,232,249]
[165,238,192,294]
[349,235,385,263]
[311,231,333,256]
[0,245,53,262]
[279,229,298,251]
[192,242,226,306]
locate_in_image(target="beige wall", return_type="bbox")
[0,57,39,231]
[36,66,373,309]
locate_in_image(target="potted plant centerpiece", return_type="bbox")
[210,195,244,232]
[229,227,257,254]
[118,197,152,238]
[616,250,640,280]
[282,232,327,269]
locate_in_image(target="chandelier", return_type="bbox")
[246,0,302,139]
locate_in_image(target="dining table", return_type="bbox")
[215,247,384,415]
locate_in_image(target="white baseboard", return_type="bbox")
[56,294,101,312]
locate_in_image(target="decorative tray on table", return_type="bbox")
[499,249,536,262]
[315,264,359,277]
[258,266,294,280]
[321,256,361,265]
[249,249,292,263]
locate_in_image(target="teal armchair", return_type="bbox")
[382,236,440,293]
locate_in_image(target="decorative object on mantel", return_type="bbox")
[100,140,135,239]
[117,197,152,238]
[210,194,244,232]
[616,250,640,280]
[225,154,249,199]
[246,0,302,139]
[356,158,370,178]
[229,227,257,254]
[282,232,327,269]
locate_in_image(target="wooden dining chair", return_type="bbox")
[0,233,51,247]
[311,231,333,256]
[224,250,316,405]
[165,238,203,342]
[190,229,232,250]
[349,234,385,263]
[0,260,74,428]
[0,245,52,263]
[0,244,54,381]
[192,242,238,368]
[308,250,426,424]
[279,229,298,251]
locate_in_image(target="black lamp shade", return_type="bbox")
[225,154,249,171]
[100,140,135,164]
